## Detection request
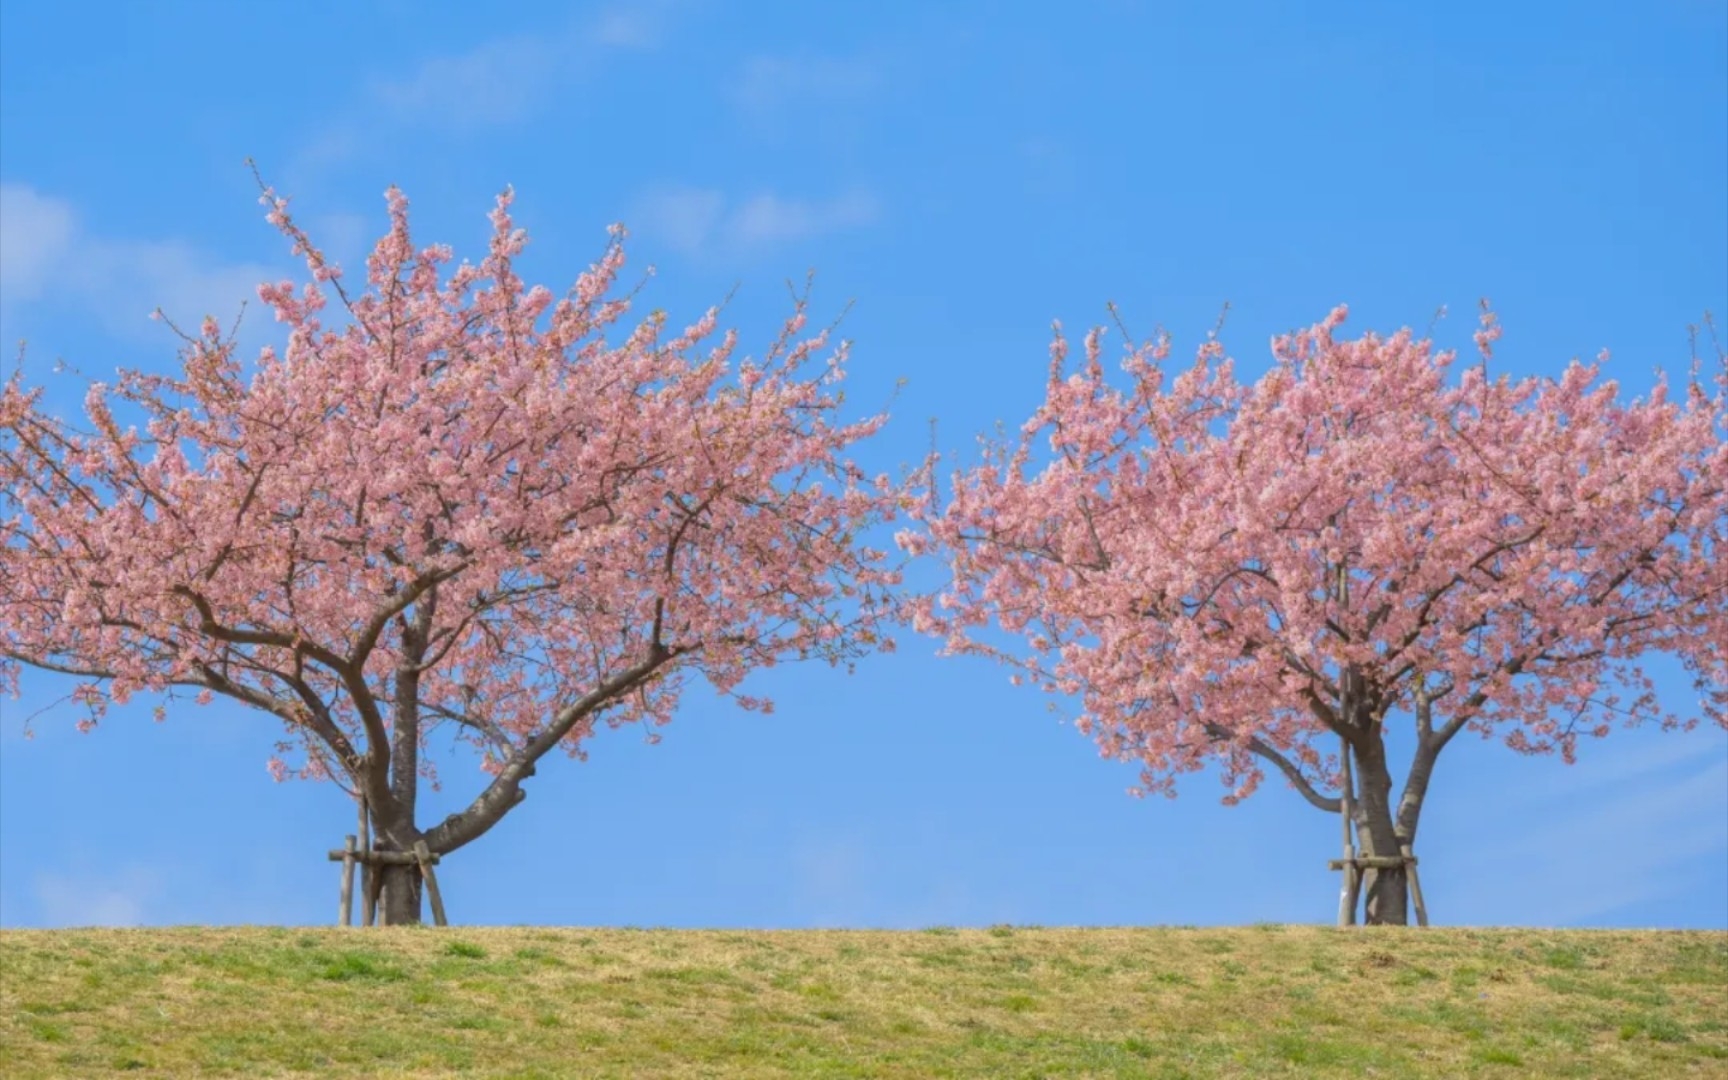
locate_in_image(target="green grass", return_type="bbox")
[1,925,1723,1077]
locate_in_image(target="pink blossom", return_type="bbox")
[0,183,904,884]
[904,305,1726,922]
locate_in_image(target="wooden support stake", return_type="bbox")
[358,794,375,927]
[363,869,381,927]
[327,848,439,866]
[1336,733,1358,927]
[1402,843,1429,927]
[338,835,357,927]
[413,840,448,928]
[1329,855,1416,871]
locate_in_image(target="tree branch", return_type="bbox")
[1204,722,1341,813]
[422,643,686,854]
[2,651,118,680]
[170,584,397,811]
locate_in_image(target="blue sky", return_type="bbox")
[2,0,1724,931]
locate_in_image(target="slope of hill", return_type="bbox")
[2,925,1724,1077]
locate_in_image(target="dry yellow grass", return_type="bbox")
[1,924,1723,1077]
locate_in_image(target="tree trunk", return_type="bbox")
[1350,732,1410,926]
[374,594,434,927]
[377,857,424,926]
[1361,854,1409,926]
[367,802,428,925]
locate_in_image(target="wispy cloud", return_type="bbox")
[631,185,880,263]
[364,6,675,132]
[727,53,882,122]
[0,184,76,305]
[32,865,161,927]
[0,183,277,345]
[1440,733,1728,926]
[284,5,680,188]
[589,5,667,49]
[729,190,879,247]
[370,34,562,128]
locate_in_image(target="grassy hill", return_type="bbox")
[2,924,1723,1077]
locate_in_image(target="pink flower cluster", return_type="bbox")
[904,304,1726,803]
[1,185,901,813]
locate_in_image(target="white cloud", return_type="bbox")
[278,8,682,189]
[0,184,77,304]
[372,34,561,128]
[1440,733,1728,925]
[1538,731,1728,796]
[86,240,275,339]
[728,53,881,120]
[632,187,724,257]
[365,7,674,133]
[33,865,161,927]
[589,5,665,49]
[632,185,880,262]
[0,183,276,344]
[729,191,879,247]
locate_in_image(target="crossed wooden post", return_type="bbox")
[1330,733,1428,927]
[332,792,448,927]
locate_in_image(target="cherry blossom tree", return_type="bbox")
[904,304,1726,925]
[0,184,901,924]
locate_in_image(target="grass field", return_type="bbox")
[1,924,1723,1077]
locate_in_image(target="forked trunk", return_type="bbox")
[374,596,432,927]
[1351,734,1411,926]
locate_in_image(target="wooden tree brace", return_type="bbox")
[357,795,374,927]
[338,835,358,928]
[327,848,441,866]
[330,843,449,927]
[1402,842,1430,928]
[1327,854,1417,870]
[414,840,449,928]
[1328,848,1431,927]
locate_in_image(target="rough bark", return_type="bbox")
[371,596,434,925]
[366,793,428,926]
[341,599,677,925]
[376,857,424,925]
[1350,731,1410,926]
